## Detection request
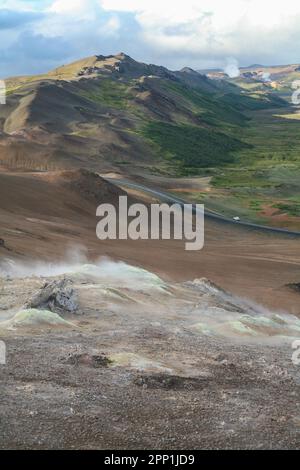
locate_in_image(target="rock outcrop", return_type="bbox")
[24,279,79,314]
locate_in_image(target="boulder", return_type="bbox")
[24,279,79,314]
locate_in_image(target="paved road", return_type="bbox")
[107,178,300,237]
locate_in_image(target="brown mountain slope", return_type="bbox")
[0,168,125,217]
[0,168,127,258]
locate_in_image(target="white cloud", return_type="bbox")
[102,15,120,33]
[100,0,300,26]
[2,0,300,76]
[49,0,89,13]
[99,0,300,66]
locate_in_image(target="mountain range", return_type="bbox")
[1,53,300,229]
[1,52,286,175]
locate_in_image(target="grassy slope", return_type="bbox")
[170,65,300,228]
[78,78,132,109]
[207,108,300,226]
[140,121,249,173]
[137,80,283,175]
[69,75,265,174]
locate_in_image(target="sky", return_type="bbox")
[1,0,300,77]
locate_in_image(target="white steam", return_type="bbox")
[0,245,89,279]
[261,71,271,82]
[0,246,165,291]
[223,58,240,78]
[1,248,300,341]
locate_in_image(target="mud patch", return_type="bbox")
[134,373,208,390]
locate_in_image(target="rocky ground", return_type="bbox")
[0,260,299,449]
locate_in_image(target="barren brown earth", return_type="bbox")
[0,169,300,450]
[1,319,299,450]
[0,169,300,314]
[0,266,300,450]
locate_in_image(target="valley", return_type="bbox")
[1,54,300,229]
[1,53,300,451]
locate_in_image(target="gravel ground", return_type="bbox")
[0,269,299,450]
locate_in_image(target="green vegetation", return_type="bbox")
[79,79,132,109]
[203,108,300,226]
[163,81,249,127]
[5,87,21,96]
[142,80,290,178]
[160,76,300,226]
[140,121,250,174]
[273,200,300,217]
[249,199,263,211]
[220,91,286,111]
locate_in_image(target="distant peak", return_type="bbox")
[95,52,131,61]
[115,52,128,59]
[180,67,199,75]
